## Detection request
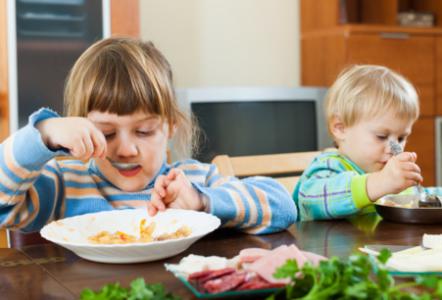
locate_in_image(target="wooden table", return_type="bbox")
[2,217,442,299]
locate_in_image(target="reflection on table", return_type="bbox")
[2,215,442,299]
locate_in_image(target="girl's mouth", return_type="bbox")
[107,159,142,177]
[110,161,140,170]
[117,165,142,177]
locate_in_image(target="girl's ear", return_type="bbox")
[330,116,346,142]
[168,123,177,139]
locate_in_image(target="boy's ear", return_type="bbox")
[330,116,346,141]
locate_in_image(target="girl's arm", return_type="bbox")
[0,108,66,231]
[295,158,371,221]
[176,160,297,234]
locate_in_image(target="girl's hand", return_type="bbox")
[367,152,423,201]
[147,168,205,216]
[36,117,107,160]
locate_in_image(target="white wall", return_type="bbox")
[140,0,300,88]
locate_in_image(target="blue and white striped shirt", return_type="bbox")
[0,108,297,234]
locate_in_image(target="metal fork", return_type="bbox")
[389,140,441,208]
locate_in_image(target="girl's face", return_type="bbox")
[88,110,171,192]
[333,109,414,173]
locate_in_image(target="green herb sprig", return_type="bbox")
[267,249,442,300]
[80,277,180,300]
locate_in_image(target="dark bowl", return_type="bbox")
[375,195,442,224]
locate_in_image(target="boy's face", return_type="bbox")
[332,109,414,173]
[88,110,171,192]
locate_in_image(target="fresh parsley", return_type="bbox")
[267,249,442,300]
[80,277,181,300]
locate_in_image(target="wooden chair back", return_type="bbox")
[212,151,320,193]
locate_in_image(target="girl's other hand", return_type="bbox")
[147,168,205,216]
[36,117,107,160]
[367,151,423,201]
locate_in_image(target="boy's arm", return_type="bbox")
[176,160,297,234]
[296,158,371,221]
[0,108,66,231]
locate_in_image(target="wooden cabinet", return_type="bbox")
[301,0,442,186]
[0,0,139,248]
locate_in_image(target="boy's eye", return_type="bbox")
[136,130,154,136]
[376,135,388,140]
[398,136,407,143]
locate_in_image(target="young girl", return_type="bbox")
[293,65,423,221]
[0,37,296,234]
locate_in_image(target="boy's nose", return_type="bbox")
[388,140,403,155]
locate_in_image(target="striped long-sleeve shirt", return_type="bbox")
[0,108,297,234]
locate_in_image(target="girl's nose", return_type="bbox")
[115,136,139,157]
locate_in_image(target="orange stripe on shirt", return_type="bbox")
[232,182,258,227]
[0,191,25,205]
[223,189,245,228]
[253,187,271,229]
[65,187,102,197]
[111,200,148,208]
[4,137,40,179]
[13,186,40,229]
[178,164,208,171]
[58,161,89,172]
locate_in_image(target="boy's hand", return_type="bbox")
[36,117,107,160]
[367,152,423,201]
[147,168,205,216]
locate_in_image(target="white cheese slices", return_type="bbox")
[422,234,442,249]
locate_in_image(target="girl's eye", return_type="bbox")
[398,136,407,143]
[376,135,388,140]
[104,133,116,140]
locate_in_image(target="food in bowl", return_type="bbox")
[40,209,221,263]
[376,194,419,208]
[88,219,192,244]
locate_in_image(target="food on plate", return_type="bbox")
[379,198,414,208]
[422,233,442,249]
[360,233,442,273]
[384,246,442,272]
[165,244,326,294]
[88,219,191,244]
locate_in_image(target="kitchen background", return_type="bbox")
[2,0,441,187]
[140,0,300,88]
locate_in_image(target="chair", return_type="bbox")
[212,151,320,193]
[0,229,6,247]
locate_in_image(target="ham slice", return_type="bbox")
[173,244,327,294]
[203,272,246,293]
[245,244,326,284]
[239,248,271,263]
[237,275,286,290]
[188,267,236,283]
[303,250,326,266]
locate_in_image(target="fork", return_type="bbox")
[389,140,441,208]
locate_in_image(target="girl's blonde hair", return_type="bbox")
[64,36,197,157]
[325,64,419,136]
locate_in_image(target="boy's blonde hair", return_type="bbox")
[64,36,197,157]
[325,64,419,137]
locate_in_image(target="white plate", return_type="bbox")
[40,209,221,264]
